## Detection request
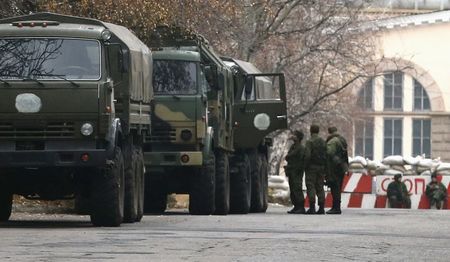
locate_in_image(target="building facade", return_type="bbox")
[354,10,450,161]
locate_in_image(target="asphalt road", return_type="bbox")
[1,206,450,262]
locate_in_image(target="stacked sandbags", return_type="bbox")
[268,176,290,205]
[349,156,368,173]
[381,155,409,176]
[436,163,450,176]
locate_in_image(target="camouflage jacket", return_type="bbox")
[326,133,349,179]
[387,181,409,201]
[285,142,305,172]
[425,182,447,200]
[304,134,326,170]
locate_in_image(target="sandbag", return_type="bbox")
[384,169,403,176]
[382,155,404,166]
[350,156,367,166]
[367,160,379,171]
[418,158,433,168]
[404,156,420,166]
[437,170,450,176]
[378,163,390,170]
[419,170,432,176]
[269,175,286,184]
[391,165,406,173]
[436,163,450,172]
[349,162,365,170]
[403,170,416,176]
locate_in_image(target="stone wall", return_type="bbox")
[431,115,450,161]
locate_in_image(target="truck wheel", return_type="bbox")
[144,172,168,214]
[189,153,215,215]
[229,154,251,214]
[260,154,269,212]
[135,148,145,221]
[123,146,139,223]
[90,147,125,227]
[0,189,12,222]
[214,151,230,215]
[250,151,267,213]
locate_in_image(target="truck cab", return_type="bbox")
[0,13,152,226]
[144,26,234,215]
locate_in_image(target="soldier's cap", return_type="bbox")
[431,173,438,178]
[394,174,402,179]
[294,130,304,140]
[328,126,338,134]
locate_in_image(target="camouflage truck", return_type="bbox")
[144,26,234,215]
[222,57,287,214]
[0,13,152,227]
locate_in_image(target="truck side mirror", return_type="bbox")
[245,76,253,97]
[205,65,221,90]
[107,43,129,74]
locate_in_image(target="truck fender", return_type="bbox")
[202,127,214,161]
[106,118,122,159]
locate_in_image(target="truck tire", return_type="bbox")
[229,154,251,214]
[189,153,215,215]
[260,154,269,212]
[250,153,268,213]
[214,151,230,215]
[0,189,12,222]
[144,172,168,214]
[123,146,139,223]
[90,147,125,227]
[135,148,145,222]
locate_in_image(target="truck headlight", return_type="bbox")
[81,123,94,136]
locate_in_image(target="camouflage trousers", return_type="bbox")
[285,167,304,207]
[305,166,326,204]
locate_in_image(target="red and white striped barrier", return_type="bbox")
[301,172,450,209]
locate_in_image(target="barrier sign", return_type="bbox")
[376,175,450,196]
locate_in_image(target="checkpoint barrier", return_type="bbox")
[302,172,450,209]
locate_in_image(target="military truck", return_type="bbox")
[222,58,287,213]
[0,13,152,227]
[144,27,234,215]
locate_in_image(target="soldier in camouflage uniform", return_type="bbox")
[426,173,447,209]
[304,125,327,214]
[284,130,306,214]
[387,174,411,208]
[326,127,349,215]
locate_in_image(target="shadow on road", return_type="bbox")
[0,220,92,229]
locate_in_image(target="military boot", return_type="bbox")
[316,202,325,215]
[287,206,299,214]
[306,204,316,215]
[326,200,341,214]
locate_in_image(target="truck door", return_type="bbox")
[233,73,287,148]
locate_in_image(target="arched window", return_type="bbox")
[357,79,373,110]
[413,80,430,111]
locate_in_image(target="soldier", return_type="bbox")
[325,127,349,215]
[425,173,447,209]
[387,174,411,208]
[284,130,306,214]
[304,125,327,214]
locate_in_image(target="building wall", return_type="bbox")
[355,21,450,161]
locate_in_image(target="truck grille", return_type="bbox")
[149,127,176,142]
[0,122,76,139]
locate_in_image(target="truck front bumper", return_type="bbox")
[144,151,203,166]
[0,149,107,168]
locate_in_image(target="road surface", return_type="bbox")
[1,206,449,261]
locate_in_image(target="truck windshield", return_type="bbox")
[153,60,197,95]
[0,38,101,80]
